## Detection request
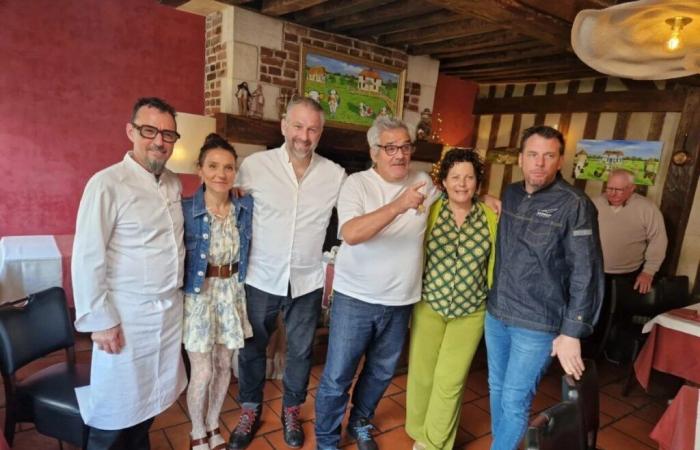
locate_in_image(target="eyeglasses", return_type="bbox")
[131,123,181,143]
[377,143,415,156]
[605,187,627,194]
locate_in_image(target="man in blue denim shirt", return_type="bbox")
[485,125,603,450]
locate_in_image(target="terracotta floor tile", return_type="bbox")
[10,428,64,449]
[454,426,476,447]
[632,402,666,424]
[163,421,192,450]
[537,374,562,399]
[153,401,189,431]
[464,370,489,397]
[471,396,490,413]
[391,391,406,408]
[371,425,414,449]
[392,373,408,390]
[373,395,406,432]
[599,411,615,428]
[383,381,402,397]
[264,420,316,450]
[611,415,657,448]
[601,380,652,408]
[529,390,558,415]
[263,380,283,400]
[462,386,481,403]
[599,392,636,419]
[248,436,275,449]
[311,364,325,381]
[459,403,492,437]
[459,433,492,450]
[597,426,655,450]
[149,429,172,450]
[228,380,240,399]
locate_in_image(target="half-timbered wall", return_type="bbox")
[472,77,698,287]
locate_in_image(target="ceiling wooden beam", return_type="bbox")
[379,18,499,46]
[469,71,598,83]
[440,48,566,69]
[289,0,395,25]
[261,0,327,16]
[410,30,524,55]
[445,60,590,77]
[473,89,687,114]
[323,2,442,32]
[434,40,542,58]
[426,0,574,51]
[518,0,616,22]
[350,10,464,38]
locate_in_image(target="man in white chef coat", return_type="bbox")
[72,97,187,450]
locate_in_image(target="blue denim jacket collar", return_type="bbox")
[192,184,248,217]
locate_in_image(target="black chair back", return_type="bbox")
[524,401,586,450]
[563,359,599,450]
[0,287,75,375]
[659,275,690,310]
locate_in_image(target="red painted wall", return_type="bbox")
[0,0,205,236]
[432,74,479,147]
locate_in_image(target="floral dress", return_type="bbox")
[183,209,252,353]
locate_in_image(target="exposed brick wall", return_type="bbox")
[204,11,225,115]
[404,81,421,113]
[261,22,416,105]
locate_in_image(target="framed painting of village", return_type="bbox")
[573,139,663,186]
[299,44,406,130]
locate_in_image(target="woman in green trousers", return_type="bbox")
[406,148,497,450]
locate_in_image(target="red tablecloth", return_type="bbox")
[634,324,700,390]
[650,385,699,450]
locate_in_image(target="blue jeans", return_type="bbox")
[237,284,322,407]
[314,291,412,449]
[485,312,555,450]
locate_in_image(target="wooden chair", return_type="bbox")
[0,287,90,449]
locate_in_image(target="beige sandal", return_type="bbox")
[207,427,227,450]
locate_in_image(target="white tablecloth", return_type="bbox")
[0,235,63,304]
[642,303,700,337]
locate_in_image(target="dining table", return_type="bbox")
[633,302,700,450]
[0,234,75,307]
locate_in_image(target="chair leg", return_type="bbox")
[621,340,640,396]
[4,410,16,446]
[58,438,64,450]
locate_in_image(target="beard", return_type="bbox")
[148,159,166,175]
[285,138,316,160]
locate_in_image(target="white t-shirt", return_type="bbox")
[333,168,438,306]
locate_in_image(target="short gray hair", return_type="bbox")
[609,168,635,184]
[286,96,325,126]
[367,116,414,151]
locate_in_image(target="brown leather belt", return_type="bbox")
[206,262,238,278]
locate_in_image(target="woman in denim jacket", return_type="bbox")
[182,133,253,450]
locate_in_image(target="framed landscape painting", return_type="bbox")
[299,44,406,130]
[572,139,663,186]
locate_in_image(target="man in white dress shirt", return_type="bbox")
[229,97,346,449]
[72,97,187,450]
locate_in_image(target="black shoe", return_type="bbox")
[281,405,304,448]
[348,418,378,450]
[227,405,262,449]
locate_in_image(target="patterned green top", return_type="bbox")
[422,199,492,318]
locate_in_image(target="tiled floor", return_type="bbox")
[6,334,671,450]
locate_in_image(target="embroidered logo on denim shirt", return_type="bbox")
[536,208,558,218]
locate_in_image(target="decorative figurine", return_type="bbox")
[416,108,432,141]
[327,89,340,117]
[235,81,251,116]
[248,84,265,119]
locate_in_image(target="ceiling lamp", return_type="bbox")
[666,16,692,51]
[572,0,699,80]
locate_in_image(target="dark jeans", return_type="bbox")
[86,417,154,450]
[314,291,412,449]
[237,284,322,407]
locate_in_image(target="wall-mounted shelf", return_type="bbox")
[215,113,442,162]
